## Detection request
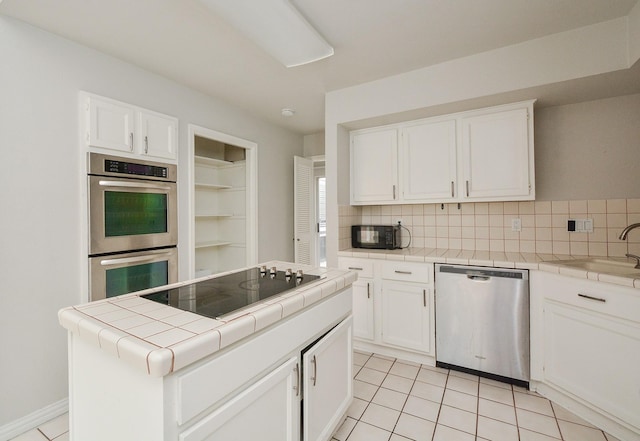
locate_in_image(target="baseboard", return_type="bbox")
[0,398,68,441]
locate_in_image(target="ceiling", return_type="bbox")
[1,0,639,135]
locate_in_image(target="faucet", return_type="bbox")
[626,253,640,269]
[618,223,640,240]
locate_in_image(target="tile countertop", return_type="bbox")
[58,261,357,378]
[338,248,640,289]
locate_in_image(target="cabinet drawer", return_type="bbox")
[338,257,375,279]
[382,261,431,284]
[532,271,640,324]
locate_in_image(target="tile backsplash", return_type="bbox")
[339,199,640,256]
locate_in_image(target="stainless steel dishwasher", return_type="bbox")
[435,264,529,387]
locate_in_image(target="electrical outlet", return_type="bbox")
[511,218,522,232]
[568,218,593,233]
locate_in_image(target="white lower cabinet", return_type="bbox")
[179,357,299,441]
[531,271,640,440]
[380,281,431,353]
[338,257,435,362]
[303,318,353,441]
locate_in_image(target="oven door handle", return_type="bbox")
[98,180,173,191]
[99,250,174,267]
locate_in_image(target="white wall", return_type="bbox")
[0,16,301,430]
[535,94,640,200]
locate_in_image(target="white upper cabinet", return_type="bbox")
[350,128,398,203]
[138,109,178,160]
[350,100,535,205]
[401,119,457,201]
[82,93,178,161]
[461,107,532,200]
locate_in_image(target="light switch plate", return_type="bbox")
[511,218,522,232]
[568,218,593,233]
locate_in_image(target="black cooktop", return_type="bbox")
[142,267,321,319]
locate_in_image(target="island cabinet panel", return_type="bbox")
[178,357,299,441]
[530,271,640,440]
[303,317,353,441]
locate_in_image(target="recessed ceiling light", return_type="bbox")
[199,0,333,67]
[281,108,296,117]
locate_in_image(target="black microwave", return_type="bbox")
[352,225,401,250]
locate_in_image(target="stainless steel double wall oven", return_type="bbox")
[88,153,178,301]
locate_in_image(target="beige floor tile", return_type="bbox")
[477,415,519,441]
[552,402,596,428]
[480,376,513,390]
[446,375,479,396]
[354,379,378,401]
[360,402,401,432]
[479,382,515,405]
[381,374,414,394]
[353,352,371,366]
[517,408,562,439]
[558,420,607,441]
[433,423,476,441]
[442,388,478,413]
[448,369,480,382]
[416,367,448,387]
[389,361,420,379]
[410,379,445,402]
[364,356,394,373]
[346,421,392,441]
[346,397,369,419]
[37,413,68,440]
[519,427,562,440]
[514,391,554,416]
[402,395,440,422]
[355,367,387,386]
[437,405,477,435]
[478,397,516,425]
[394,413,436,441]
[371,387,408,411]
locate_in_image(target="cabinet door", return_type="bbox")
[381,282,431,353]
[351,129,398,204]
[352,279,374,340]
[179,357,299,441]
[543,300,640,431]
[401,120,457,201]
[87,96,135,153]
[138,110,178,160]
[461,107,531,200]
[303,317,353,441]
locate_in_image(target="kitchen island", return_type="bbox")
[58,261,356,441]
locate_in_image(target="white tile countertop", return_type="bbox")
[338,248,640,289]
[58,261,357,378]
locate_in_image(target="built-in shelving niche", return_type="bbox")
[193,136,247,278]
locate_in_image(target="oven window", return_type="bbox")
[105,261,168,297]
[104,191,168,237]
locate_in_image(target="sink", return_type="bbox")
[551,258,640,277]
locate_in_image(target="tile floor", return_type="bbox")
[333,351,621,441]
[9,350,622,441]
[10,413,68,441]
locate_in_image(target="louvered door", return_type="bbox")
[294,156,315,265]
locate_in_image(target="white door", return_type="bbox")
[381,282,431,353]
[350,129,398,203]
[179,357,299,441]
[294,156,315,265]
[352,279,375,340]
[461,107,531,199]
[87,95,135,153]
[303,317,353,441]
[401,119,457,201]
[139,110,178,160]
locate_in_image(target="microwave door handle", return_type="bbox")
[98,180,172,191]
[99,250,174,267]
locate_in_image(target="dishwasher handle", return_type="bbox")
[467,275,490,281]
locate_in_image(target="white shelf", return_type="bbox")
[195,183,232,190]
[194,155,233,167]
[195,241,232,249]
